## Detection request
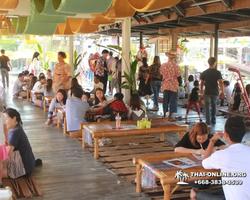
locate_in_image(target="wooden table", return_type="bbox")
[57,109,67,134]
[133,153,220,200]
[81,119,187,159]
[43,96,54,112]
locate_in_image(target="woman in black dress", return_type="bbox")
[138,57,152,105]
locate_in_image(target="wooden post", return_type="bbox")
[210,34,214,57]
[139,32,143,47]
[163,184,171,200]
[172,33,178,51]
[136,164,142,193]
[121,18,131,104]
[68,35,74,73]
[94,138,99,159]
[214,23,219,68]
[160,133,165,141]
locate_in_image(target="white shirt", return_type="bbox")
[94,82,104,90]
[224,86,233,104]
[0,113,6,145]
[202,144,250,200]
[186,81,194,94]
[12,78,23,96]
[33,81,44,93]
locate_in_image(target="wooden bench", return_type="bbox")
[30,91,43,102]
[43,96,54,112]
[57,109,67,134]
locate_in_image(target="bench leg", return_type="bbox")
[180,132,184,139]
[94,138,99,159]
[136,164,142,193]
[160,133,165,141]
[57,113,60,128]
[163,184,171,200]
[43,100,46,112]
[63,117,67,134]
[82,129,86,148]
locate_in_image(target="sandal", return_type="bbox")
[168,118,177,122]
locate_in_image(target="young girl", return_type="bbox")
[38,73,45,80]
[34,79,55,108]
[184,75,194,99]
[127,94,146,120]
[94,88,107,106]
[138,57,152,105]
[185,80,202,122]
[45,89,67,125]
[0,107,8,179]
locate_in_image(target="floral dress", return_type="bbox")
[52,62,72,93]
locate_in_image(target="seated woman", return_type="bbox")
[68,78,82,97]
[45,89,67,126]
[93,88,107,107]
[127,94,146,120]
[0,108,37,183]
[175,122,226,155]
[238,84,250,115]
[29,76,37,91]
[34,79,55,108]
[38,73,45,81]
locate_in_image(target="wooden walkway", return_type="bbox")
[6,94,150,200]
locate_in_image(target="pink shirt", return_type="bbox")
[160,60,182,92]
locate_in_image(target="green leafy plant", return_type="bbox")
[73,50,82,78]
[121,59,138,94]
[37,44,50,71]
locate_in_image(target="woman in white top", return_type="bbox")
[127,94,146,120]
[30,52,40,76]
[0,86,7,109]
[184,75,194,99]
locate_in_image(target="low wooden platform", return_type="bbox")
[218,109,249,118]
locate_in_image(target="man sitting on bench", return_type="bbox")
[13,73,28,99]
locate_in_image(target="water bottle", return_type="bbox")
[145,114,148,121]
[115,113,121,129]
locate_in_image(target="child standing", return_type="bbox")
[185,80,202,122]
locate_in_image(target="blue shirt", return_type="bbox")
[9,124,35,174]
[66,97,90,132]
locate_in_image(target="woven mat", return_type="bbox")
[2,175,43,199]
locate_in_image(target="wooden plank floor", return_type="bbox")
[6,92,150,200]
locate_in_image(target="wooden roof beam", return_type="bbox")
[132,0,250,26]
[221,0,232,9]
[192,0,206,13]
[172,4,185,17]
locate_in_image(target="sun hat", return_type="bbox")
[165,49,178,58]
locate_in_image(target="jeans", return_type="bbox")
[163,90,178,113]
[204,95,218,124]
[152,80,161,107]
[197,190,225,200]
[1,68,9,89]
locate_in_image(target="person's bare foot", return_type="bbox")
[190,188,197,200]
[18,96,23,100]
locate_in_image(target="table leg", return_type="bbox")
[160,133,165,141]
[43,99,46,112]
[57,113,60,128]
[94,138,99,159]
[82,129,86,148]
[163,184,171,200]
[63,117,67,134]
[180,132,184,139]
[136,164,142,193]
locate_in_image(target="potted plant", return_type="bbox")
[73,50,82,78]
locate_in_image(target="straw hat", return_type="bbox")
[165,49,178,58]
